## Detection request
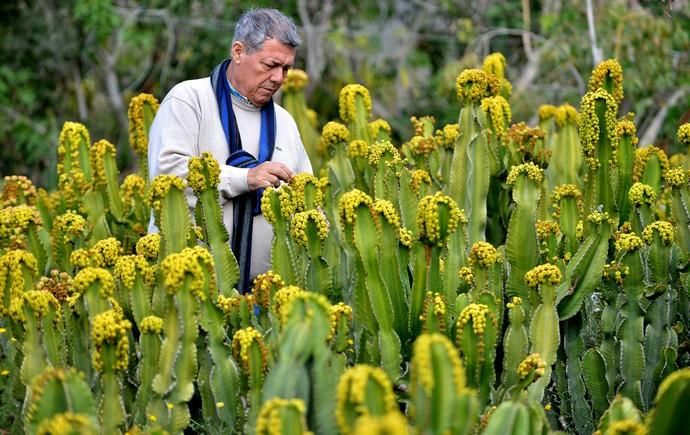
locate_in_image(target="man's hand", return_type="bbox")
[247,161,294,191]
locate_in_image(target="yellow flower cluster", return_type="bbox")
[23,290,60,319]
[338,189,373,227]
[398,227,414,248]
[417,192,463,247]
[550,184,584,217]
[469,241,501,268]
[0,250,38,314]
[57,169,90,212]
[405,135,436,156]
[615,120,639,146]
[339,84,372,124]
[628,182,656,206]
[538,105,557,121]
[411,333,465,395]
[554,104,579,127]
[52,211,88,249]
[232,327,267,373]
[605,419,647,435]
[36,412,96,435]
[281,292,331,326]
[410,169,432,194]
[187,152,221,193]
[536,220,561,241]
[419,292,447,330]
[264,185,297,225]
[481,96,511,140]
[368,119,392,140]
[281,68,309,92]
[579,89,619,170]
[256,398,310,435]
[678,123,690,146]
[136,233,161,260]
[336,365,396,434]
[587,59,624,105]
[525,264,562,287]
[347,140,369,159]
[252,270,285,308]
[633,146,669,182]
[1,175,37,207]
[89,139,116,187]
[517,353,546,380]
[457,303,491,335]
[507,122,546,151]
[322,121,350,150]
[121,174,146,212]
[410,116,435,137]
[272,285,305,324]
[642,221,675,245]
[434,123,461,150]
[114,255,153,289]
[458,266,474,285]
[57,121,90,178]
[160,248,207,300]
[586,210,615,226]
[91,309,132,372]
[127,93,160,157]
[147,174,186,214]
[455,69,500,105]
[0,204,42,249]
[506,296,522,310]
[92,237,122,267]
[368,141,401,166]
[664,168,688,188]
[328,302,353,341]
[371,199,401,230]
[35,270,74,302]
[70,248,97,269]
[290,173,324,211]
[73,267,115,298]
[139,315,164,334]
[352,412,408,435]
[602,261,630,285]
[507,162,544,185]
[290,209,329,247]
[615,233,643,253]
[217,294,251,316]
[482,52,507,79]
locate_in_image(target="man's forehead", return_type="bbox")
[256,38,296,58]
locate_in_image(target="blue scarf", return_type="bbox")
[211,59,276,293]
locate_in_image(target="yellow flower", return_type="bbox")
[579,89,619,170]
[0,204,42,249]
[336,365,396,434]
[411,333,465,396]
[367,141,401,166]
[322,121,350,150]
[252,271,285,308]
[256,398,310,435]
[455,69,500,105]
[139,315,164,334]
[664,168,688,188]
[507,162,544,185]
[677,123,690,146]
[328,302,353,341]
[121,174,147,211]
[458,266,474,286]
[160,248,208,300]
[338,189,373,227]
[114,255,152,289]
[272,285,305,324]
[616,119,638,146]
[410,169,432,194]
[606,419,647,435]
[469,242,501,268]
[147,174,186,214]
[290,173,324,211]
[232,327,267,374]
[135,233,161,260]
[615,233,643,253]
[405,136,436,156]
[261,184,296,225]
[290,209,329,247]
[371,199,401,230]
[91,309,132,372]
[457,303,491,335]
[628,182,656,206]
[368,119,392,140]
[419,292,447,331]
[417,192,464,247]
[538,105,557,121]
[633,146,669,182]
[482,52,507,79]
[587,59,624,105]
[339,84,372,124]
[434,123,460,150]
[73,267,116,298]
[517,353,547,381]
[89,139,116,187]
[57,121,91,179]
[551,184,584,218]
[92,237,122,267]
[128,93,160,158]
[398,227,414,247]
[352,412,408,435]
[554,104,579,127]
[187,152,221,193]
[347,140,369,159]
[281,68,309,92]
[481,96,511,140]
[524,264,562,287]
[36,412,96,435]
[536,220,561,241]
[1,175,37,208]
[642,221,674,245]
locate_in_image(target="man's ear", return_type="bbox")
[230,41,244,63]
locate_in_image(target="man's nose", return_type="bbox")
[269,67,284,83]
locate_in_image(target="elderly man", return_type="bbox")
[148,8,312,292]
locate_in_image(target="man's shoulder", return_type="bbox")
[164,77,213,103]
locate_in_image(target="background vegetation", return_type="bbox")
[1,0,689,187]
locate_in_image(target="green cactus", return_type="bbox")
[456,303,498,405]
[128,93,160,181]
[256,398,312,435]
[646,368,690,435]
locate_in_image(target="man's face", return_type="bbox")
[230,38,296,107]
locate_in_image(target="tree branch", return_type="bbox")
[639,87,690,147]
[585,0,603,66]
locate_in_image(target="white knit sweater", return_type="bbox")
[148,77,312,279]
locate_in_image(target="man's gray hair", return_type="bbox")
[233,9,301,53]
